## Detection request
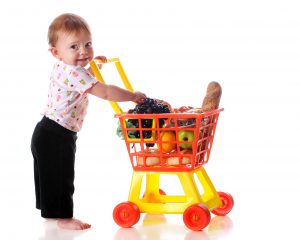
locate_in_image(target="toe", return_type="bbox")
[81,223,90,230]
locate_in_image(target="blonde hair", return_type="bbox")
[48,13,91,47]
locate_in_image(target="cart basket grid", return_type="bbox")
[115,108,223,172]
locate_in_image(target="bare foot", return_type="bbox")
[57,218,91,230]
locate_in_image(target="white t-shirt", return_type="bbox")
[43,61,98,132]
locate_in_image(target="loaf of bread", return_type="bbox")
[201,81,222,112]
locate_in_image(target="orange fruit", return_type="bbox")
[160,131,176,153]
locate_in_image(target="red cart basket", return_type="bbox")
[116,108,223,171]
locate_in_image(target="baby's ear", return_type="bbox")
[49,47,60,59]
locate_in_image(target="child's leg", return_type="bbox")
[33,155,41,209]
[31,123,42,210]
[31,122,74,218]
[31,117,90,230]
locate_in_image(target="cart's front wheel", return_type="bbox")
[183,204,211,231]
[211,192,234,216]
[113,201,140,228]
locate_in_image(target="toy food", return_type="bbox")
[201,81,222,112]
[178,130,194,149]
[137,156,160,166]
[160,131,176,153]
[186,108,203,114]
[126,97,171,147]
[167,150,192,165]
[174,106,193,113]
[167,156,191,165]
[137,149,160,166]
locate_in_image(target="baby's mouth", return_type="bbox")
[77,58,89,62]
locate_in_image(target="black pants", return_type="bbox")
[31,116,77,218]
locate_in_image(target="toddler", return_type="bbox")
[31,13,146,230]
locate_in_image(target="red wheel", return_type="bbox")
[183,204,211,231]
[211,192,234,216]
[113,201,140,228]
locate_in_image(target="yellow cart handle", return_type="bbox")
[89,58,134,114]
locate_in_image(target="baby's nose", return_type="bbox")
[79,45,87,54]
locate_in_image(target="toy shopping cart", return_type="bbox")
[90,58,234,231]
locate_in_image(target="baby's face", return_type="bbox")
[51,30,94,67]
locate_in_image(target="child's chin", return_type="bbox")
[77,61,89,67]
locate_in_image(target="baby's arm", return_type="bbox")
[87,82,146,103]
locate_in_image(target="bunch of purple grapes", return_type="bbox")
[128,98,171,143]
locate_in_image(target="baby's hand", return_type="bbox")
[133,91,147,104]
[94,55,107,63]
[94,56,107,69]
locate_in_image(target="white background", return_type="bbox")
[1,0,300,239]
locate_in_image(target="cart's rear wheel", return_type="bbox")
[183,204,211,231]
[211,192,234,216]
[113,201,140,228]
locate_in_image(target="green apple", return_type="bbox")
[178,130,194,149]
